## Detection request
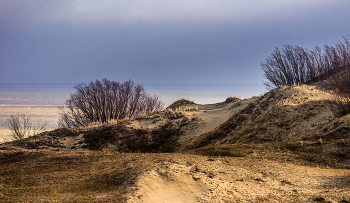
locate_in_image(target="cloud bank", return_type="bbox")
[0,0,349,87]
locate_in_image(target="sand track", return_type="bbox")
[177,99,256,146]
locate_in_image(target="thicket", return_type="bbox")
[59,79,164,128]
[262,36,350,117]
[262,36,350,89]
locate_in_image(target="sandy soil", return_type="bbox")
[128,154,350,203]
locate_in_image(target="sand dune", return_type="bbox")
[1,84,350,202]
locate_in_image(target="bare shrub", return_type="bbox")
[327,65,350,117]
[59,79,164,128]
[323,36,350,117]
[262,44,319,88]
[322,36,350,76]
[6,114,47,140]
[261,36,350,117]
[262,35,350,89]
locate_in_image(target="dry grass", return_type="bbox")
[135,107,195,121]
[225,96,241,103]
[167,98,195,110]
[0,151,165,202]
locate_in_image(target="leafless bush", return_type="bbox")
[262,44,319,88]
[322,36,350,117]
[59,79,164,128]
[262,35,350,89]
[324,36,350,94]
[327,65,350,117]
[6,114,47,140]
[262,36,350,116]
[323,36,350,75]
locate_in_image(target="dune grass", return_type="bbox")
[0,151,164,202]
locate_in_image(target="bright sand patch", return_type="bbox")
[128,155,350,202]
[129,169,208,203]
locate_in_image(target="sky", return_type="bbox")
[1,0,350,88]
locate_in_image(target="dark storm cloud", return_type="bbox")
[1,0,350,86]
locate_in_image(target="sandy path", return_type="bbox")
[129,154,350,202]
[178,99,255,145]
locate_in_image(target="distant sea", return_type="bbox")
[0,83,265,141]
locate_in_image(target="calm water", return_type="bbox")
[0,83,265,140]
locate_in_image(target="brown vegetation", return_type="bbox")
[59,79,163,128]
[0,151,158,202]
[326,65,350,117]
[167,98,195,110]
[262,35,350,89]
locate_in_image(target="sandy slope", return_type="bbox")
[184,85,343,149]
[177,99,255,147]
[128,154,350,202]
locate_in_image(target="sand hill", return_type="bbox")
[1,85,350,202]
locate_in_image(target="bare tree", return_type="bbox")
[262,44,319,88]
[262,35,350,89]
[6,114,47,140]
[59,79,164,128]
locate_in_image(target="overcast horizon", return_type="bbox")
[1,0,350,89]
